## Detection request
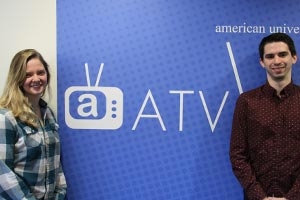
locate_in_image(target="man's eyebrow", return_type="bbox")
[278,51,289,54]
[264,51,289,56]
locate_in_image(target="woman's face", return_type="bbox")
[22,58,48,100]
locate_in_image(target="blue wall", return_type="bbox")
[57,1,300,199]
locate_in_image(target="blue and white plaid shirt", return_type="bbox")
[0,100,67,200]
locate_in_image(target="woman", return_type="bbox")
[0,49,67,199]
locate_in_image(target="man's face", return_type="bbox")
[260,41,297,82]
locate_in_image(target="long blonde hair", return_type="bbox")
[0,49,51,127]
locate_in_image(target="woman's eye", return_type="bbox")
[25,73,32,78]
[37,70,46,76]
[38,72,45,76]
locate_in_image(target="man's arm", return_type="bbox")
[229,96,267,199]
[285,174,300,200]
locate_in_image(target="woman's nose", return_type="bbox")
[32,74,40,82]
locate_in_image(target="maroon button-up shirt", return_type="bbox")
[230,81,300,200]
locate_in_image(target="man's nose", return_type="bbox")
[273,55,282,64]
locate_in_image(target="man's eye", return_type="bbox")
[278,52,288,57]
[265,54,274,59]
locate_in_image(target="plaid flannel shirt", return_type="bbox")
[0,100,67,200]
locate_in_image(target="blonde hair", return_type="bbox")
[0,49,51,127]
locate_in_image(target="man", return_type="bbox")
[230,33,300,200]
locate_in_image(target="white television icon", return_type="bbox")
[64,63,123,130]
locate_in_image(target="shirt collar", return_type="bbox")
[262,80,295,98]
[39,98,48,108]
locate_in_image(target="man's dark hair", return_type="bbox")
[259,33,297,60]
